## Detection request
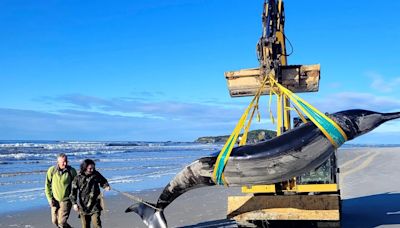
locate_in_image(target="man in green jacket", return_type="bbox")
[45,153,77,228]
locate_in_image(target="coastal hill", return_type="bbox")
[195,129,276,144]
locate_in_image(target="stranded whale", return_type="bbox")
[126,109,400,228]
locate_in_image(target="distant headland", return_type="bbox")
[195,129,276,144]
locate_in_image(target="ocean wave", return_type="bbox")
[2,191,46,203]
[0,149,129,160]
[0,142,46,148]
[0,141,220,210]
[98,156,193,162]
[0,141,220,152]
[0,163,182,177]
[100,164,178,172]
[108,178,143,184]
[108,167,181,184]
[147,171,180,178]
[0,179,41,186]
[0,146,216,161]
[0,170,46,177]
[0,169,180,198]
[0,169,180,199]
[0,187,43,197]
[0,152,58,160]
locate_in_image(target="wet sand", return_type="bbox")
[339,147,400,228]
[0,186,243,228]
[1,147,400,228]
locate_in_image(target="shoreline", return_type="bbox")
[2,147,400,227]
[0,187,164,217]
[0,186,243,228]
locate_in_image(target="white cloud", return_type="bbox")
[307,91,400,113]
[5,90,400,142]
[366,71,400,93]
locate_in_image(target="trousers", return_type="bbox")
[51,200,72,228]
[80,212,102,228]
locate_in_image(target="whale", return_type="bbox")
[125,109,400,228]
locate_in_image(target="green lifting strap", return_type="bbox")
[212,75,348,185]
[269,77,348,147]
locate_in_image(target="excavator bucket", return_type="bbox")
[225,64,320,97]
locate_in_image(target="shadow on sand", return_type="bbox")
[342,192,400,228]
[180,193,400,228]
[177,219,238,228]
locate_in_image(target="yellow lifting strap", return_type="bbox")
[212,73,348,185]
[212,75,270,185]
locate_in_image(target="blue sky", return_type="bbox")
[1,0,400,143]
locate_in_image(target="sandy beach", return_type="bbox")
[0,186,243,228]
[1,147,400,228]
[339,147,400,228]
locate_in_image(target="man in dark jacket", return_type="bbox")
[70,159,110,228]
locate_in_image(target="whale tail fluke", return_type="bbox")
[125,202,167,228]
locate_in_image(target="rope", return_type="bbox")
[111,188,160,211]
